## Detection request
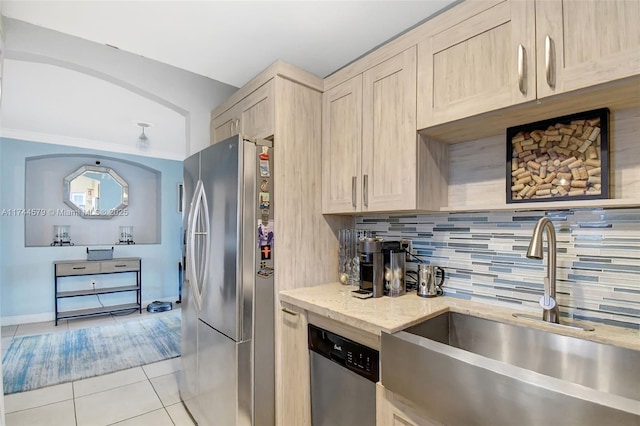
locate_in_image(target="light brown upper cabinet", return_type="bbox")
[211,79,274,144]
[362,47,419,212]
[417,0,536,129]
[536,0,640,99]
[322,75,363,213]
[211,103,240,144]
[322,46,448,214]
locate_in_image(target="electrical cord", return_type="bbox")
[404,248,427,263]
[92,282,105,308]
[113,309,138,316]
[405,278,418,291]
[93,283,137,316]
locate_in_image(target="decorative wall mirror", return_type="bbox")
[63,165,129,219]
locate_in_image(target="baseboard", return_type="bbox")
[1,313,54,326]
[1,296,180,326]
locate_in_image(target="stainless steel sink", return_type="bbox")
[381,311,640,425]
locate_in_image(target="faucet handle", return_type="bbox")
[539,295,557,310]
[539,277,557,311]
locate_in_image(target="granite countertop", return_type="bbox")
[280,282,640,351]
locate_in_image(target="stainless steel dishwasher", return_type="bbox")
[308,324,379,426]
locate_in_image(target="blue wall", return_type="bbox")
[0,138,183,323]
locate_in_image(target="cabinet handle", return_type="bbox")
[114,264,127,268]
[517,44,526,95]
[281,308,298,316]
[545,35,555,88]
[72,266,86,270]
[363,174,369,207]
[351,176,357,208]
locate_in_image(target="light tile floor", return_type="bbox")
[2,309,195,426]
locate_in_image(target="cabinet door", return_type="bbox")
[276,305,311,426]
[376,383,442,426]
[239,79,274,139]
[362,46,417,212]
[536,0,640,99]
[211,80,274,144]
[417,0,536,128]
[211,105,239,144]
[321,75,363,213]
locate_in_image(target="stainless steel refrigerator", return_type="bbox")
[180,134,275,426]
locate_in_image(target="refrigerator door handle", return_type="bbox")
[186,179,210,311]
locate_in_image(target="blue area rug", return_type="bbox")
[2,311,181,394]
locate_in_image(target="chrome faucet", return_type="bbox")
[526,217,560,324]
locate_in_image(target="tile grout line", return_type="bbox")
[2,389,74,416]
[142,361,180,424]
[72,380,78,426]
[103,408,169,426]
[72,368,149,399]
[75,378,165,426]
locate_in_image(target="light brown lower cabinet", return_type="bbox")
[277,304,311,426]
[376,383,443,426]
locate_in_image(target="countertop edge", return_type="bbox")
[280,283,640,351]
[280,292,406,335]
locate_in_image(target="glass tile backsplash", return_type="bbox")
[356,207,640,329]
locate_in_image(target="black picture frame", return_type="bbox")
[506,108,610,204]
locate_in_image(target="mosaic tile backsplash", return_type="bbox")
[356,207,640,330]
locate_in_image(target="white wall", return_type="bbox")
[1,18,238,159]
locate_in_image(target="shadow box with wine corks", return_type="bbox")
[506,108,610,204]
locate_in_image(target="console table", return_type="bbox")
[54,257,142,325]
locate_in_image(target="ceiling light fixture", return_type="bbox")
[137,122,150,142]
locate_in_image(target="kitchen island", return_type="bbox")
[278,282,639,425]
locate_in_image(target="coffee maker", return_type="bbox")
[381,241,404,297]
[356,239,403,298]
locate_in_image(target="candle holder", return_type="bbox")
[118,226,135,244]
[51,225,73,246]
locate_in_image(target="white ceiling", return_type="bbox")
[2,0,457,87]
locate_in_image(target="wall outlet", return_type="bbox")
[400,239,413,261]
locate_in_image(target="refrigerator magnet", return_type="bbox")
[260,179,269,192]
[257,262,274,278]
[259,192,270,209]
[260,245,272,260]
[258,220,274,247]
[261,209,270,224]
[259,160,270,177]
[259,146,269,160]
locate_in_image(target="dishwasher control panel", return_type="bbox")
[308,324,379,382]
